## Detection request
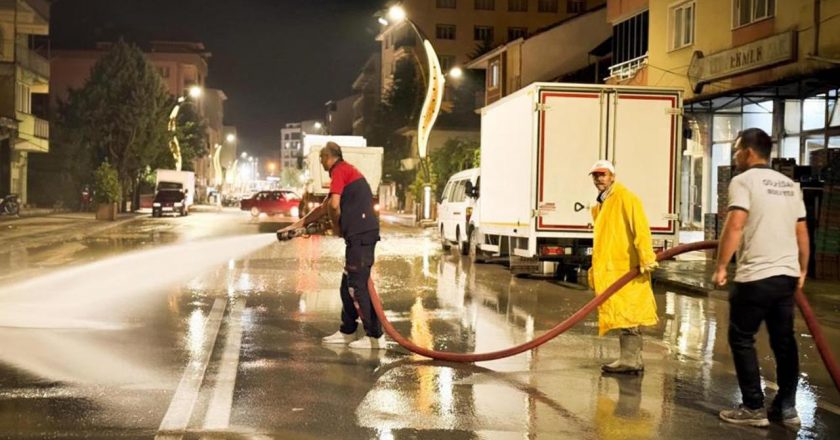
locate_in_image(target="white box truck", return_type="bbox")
[476,83,682,277]
[300,145,384,215]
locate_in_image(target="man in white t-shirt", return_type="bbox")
[712,128,810,428]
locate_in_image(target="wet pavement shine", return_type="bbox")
[0,210,838,439]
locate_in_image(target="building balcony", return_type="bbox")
[607,54,648,82]
[0,40,50,80]
[14,112,49,153]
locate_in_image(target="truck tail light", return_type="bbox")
[539,245,564,256]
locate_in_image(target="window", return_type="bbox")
[452,180,467,202]
[437,0,456,8]
[733,0,775,28]
[508,0,527,12]
[538,0,558,13]
[439,55,456,72]
[474,25,494,42]
[436,24,456,40]
[15,82,30,114]
[507,27,528,41]
[474,0,495,11]
[489,60,500,89]
[669,1,695,51]
[567,0,585,13]
[612,10,649,65]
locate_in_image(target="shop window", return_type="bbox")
[508,0,527,12]
[733,0,775,29]
[538,0,559,13]
[784,99,801,134]
[436,24,456,40]
[743,100,773,135]
[781,137,800,160]
[803,95,827,131]
[474,25,494,42]
[508,27,528,41]
[475,0,495,10]
[669,2,694,51]
[437,0,456,8]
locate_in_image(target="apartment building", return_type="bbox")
[604,0,840,233]
[280,121,323,170]
[0,0,49,205]
[351,54,382,137]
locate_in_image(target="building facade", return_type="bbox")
[352,54,382,137]
[280,120,324,170]
[0,0,49,205]
[466,4,611,104]
[325,95,357,136]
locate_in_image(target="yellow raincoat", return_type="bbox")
[588,182,658,336]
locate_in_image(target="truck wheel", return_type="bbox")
[440,226,451,251]
[250,207,260,217]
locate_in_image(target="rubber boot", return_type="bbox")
[602,329,644,375]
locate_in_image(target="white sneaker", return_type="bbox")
[348,336,387,350]
[322,330,357,345]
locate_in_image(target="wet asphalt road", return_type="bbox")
[0,210,839,439]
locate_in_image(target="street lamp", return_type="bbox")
[380,5,447,221]
[169,86,203,171]
[226,133,236,143]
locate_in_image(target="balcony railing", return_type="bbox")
[34,116,48,139]
[14,41,49,79]
[607,54,648,81]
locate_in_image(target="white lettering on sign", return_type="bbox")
[694,32,795,84]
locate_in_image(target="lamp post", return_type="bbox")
[168,85,203,171]
[380,5,462,221]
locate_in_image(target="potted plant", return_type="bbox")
[94,162,121,221]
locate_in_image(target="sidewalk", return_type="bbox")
[379,210,418,228]
[655,258,840,323]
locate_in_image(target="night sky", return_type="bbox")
[50,0,385,157]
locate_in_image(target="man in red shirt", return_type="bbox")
[278,142,383,349]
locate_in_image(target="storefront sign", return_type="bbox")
[688,32,796,92]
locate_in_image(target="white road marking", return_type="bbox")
[203,299,246,430]
[157,298,227,434]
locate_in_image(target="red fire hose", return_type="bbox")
[367,239,840,394]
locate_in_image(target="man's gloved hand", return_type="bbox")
[639,261,659,274]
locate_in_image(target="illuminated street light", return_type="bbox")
[241,152,248,159]
[387,5,406,23]
[189,85,202,99]
[226,133,236,143]
[314,121,322,130]
[378,17,389,26]
[448,67,463,78]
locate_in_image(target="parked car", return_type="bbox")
[437,168,480,256]
[240,190,301,217]
[152,185,188,217]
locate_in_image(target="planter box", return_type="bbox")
[96,203,118,221]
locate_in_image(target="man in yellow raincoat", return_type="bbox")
[587,160,659,374]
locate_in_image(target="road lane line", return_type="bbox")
[203,299,246,430]
[158,298,227,434]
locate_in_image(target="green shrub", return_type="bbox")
[93,162,121,204]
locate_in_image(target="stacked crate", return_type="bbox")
[772,158,796,179]
[716,165,734,239]
[704,213,718,241]
[815,151,840,280]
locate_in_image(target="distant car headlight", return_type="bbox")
[153,203,161,207]
[291,206,300,218]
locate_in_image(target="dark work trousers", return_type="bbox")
[728,275,799,411]
[339,233,382,338]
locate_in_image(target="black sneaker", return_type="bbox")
[719,405,769,427]
[768,406,801,426]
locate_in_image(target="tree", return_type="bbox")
[278,167,303,190]
[57,39,172,211]
[428,137,480,200]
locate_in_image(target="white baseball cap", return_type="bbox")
[588,160,615,175]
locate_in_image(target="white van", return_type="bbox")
[437,168,480,256]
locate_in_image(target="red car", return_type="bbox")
[240,190,301,217]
